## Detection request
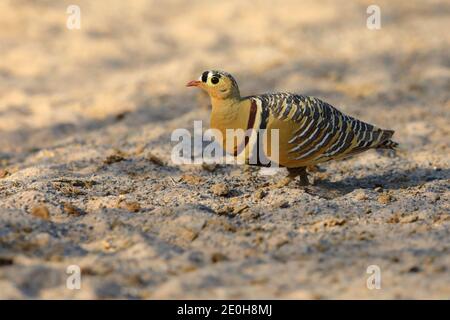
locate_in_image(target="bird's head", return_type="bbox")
[186,70,240,100]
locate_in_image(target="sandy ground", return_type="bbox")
[0,0,449,299]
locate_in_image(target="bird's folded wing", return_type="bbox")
[264,94,389,163]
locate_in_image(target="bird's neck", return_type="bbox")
[210,97,251,132]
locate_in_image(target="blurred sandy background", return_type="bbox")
[0,0,449,298]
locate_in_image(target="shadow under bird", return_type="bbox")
[187,70,398,186]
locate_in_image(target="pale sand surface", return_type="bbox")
[0,0,449,298]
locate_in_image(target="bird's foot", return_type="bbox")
[274,177,293,188]
[298,174,310,186]
[275,167,312,188]
[288,166,311,187]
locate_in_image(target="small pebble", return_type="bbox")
[211,252,228,263]
[253,189,267,200]
[63,202,85,216]
[31,205,50,220]
[0,169,8,179]
[273,201,289,208]
[387,213,400,224]
[268,234,290,249]
[0,257,13,266]
[233,203,249,214]
[400,214,419,224]
[181,174,204,185]
[104,154,125,165]
[354,191,368,201]
[211,183,229,196]
[215,205,233,215]
[117,200,141,212]
[240,208,260,220]
[175,215,206,241]
[378,193,393,204]
[147,153,165,166]
[408,266,421,273]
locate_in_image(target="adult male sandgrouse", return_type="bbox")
[187,70,397,186]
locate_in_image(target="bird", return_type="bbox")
[186,70,398,186]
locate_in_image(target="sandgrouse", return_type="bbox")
[187,70,398,186]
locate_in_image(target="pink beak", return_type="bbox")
[186,80,201,87]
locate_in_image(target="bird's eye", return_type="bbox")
[211,76,219,85]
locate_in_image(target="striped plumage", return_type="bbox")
[187,70,398,185]
[250,93,397,165]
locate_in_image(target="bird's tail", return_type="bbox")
[376,129,399,150]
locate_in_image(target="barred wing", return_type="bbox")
[257,93,393,164]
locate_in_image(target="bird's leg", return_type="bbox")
[287,166,310,186]
[275,166,310,187]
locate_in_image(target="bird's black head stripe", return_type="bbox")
[201,71,209,83]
